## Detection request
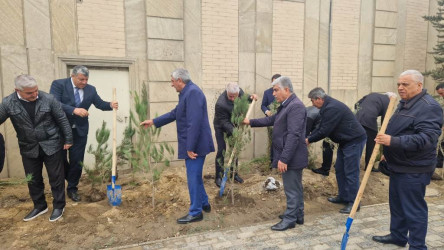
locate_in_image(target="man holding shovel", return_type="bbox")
[372,70,442,249]
[140,68,214,224]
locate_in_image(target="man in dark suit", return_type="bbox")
[50,65,118,202]
[433,83,444,180]
[306,87,366,214]
[0,74,72,222]
[261,74,281,168]
[140,68,214,224]
[355,92,390,171]
[245,76,308,231]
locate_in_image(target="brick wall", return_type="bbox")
[330,0,361,90]
[201,0,238,88]
[77,0,126,57]
[272,0,304,90]
[403,0,428,71]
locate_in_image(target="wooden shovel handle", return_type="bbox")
[112,88,117,189]
[349,95,397,218]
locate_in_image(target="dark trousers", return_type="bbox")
[335,138,366,202]
[389,172,432,250]
[185,156,209,216]
[215,127,237,179]
[0,133,4,174]
[22,148,65,209]
[436,140,444,168]
[363,127,377,169]
[281,168,304,223]
[320,140,334,171]
[64,128,88,192]
[267,127,274,167]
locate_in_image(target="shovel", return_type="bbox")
[107,88,122,206]
[340,94,397,249]
[219,99,256,197]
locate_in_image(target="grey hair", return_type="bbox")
[272,76,293,93]
[400,70,424,84]
[226,82,240,94]
[14,74,37,90]
[72,65,89,77]
[308,87,327,99]
[171,68,191,84]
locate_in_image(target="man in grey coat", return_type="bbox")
[0,74,73,222]
[244,76,308,231]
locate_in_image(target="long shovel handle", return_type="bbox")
[111,88,117,189]
[348,95,397,219]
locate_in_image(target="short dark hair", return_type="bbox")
[436,83,444,91]
[271,74,281,82]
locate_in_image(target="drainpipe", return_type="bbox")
[328,0,332,94]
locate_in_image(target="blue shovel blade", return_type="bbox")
[340,217,354,250]
[219,169,229,197]
[107,184,122,206]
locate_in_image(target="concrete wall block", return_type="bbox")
[376,0,398,12]
[24,0,52,49]
[373,45,396,60]
[28,48,54,92]
[256,12,272,53]
[375,11,398,28]
[374,28,397,44]
[372,61,395,77]
[147,17,184,40]
[148,61,184,81]
[239,11,255,52]
[0,0,24,46]
[239,0,255,12]
[148,39,184,61]
[146,0,183,18]
[239,52,255,73]
[50,0,77,54]
[257,0,273,13]
[256,53,272,92]
[0,46,28,92]
[329,89,358,109]
[125,0,147,58]
[150,102,178,141]
[149,81,179,102]
[239,71,256,94]
[372,76,396,93]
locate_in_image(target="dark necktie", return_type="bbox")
[74,88,81,107]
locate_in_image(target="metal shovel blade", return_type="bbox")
[107,176,122,206]
[340,217,353,250]
[219,168,229,197]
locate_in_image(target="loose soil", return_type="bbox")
[0,160,443,249]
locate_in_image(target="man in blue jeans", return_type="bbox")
[306,87,366,214]
[372,70,442,249]
[140,68,214,224]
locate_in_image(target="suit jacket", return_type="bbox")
[250,94,308,169]
[50,77,112,137]
[0,91,73,158]
[261,87,275,114]
[153,81,215,159]
[213,89,249,135]
[355,93,389,132]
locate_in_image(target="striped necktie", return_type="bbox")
[74,87,81,107]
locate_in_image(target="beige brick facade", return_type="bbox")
[201,0,239,88]
[272,0,305,91]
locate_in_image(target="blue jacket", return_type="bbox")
[384,90,442,173]
[153,81,215,159]
[50,77,112,137]
[308,95,366,146]
[261,87,275,115]
[250,94,308,169]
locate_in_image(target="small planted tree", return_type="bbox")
[128,84,174,208]
[222,95,253,204]
[266,100,280,168]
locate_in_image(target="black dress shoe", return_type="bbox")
[312,168,329,176]
[271,220,296,231]
[277,215,304,224]
[233,174,244,184]
[177,213,203,224]
[339,203,360,214]
[327,196,347,204]
[372,234,407,247]
[23,207,48,221]
[203,204,211,213]
[49,208,65,222]
[67,191,81,202]
[215,178,222,187]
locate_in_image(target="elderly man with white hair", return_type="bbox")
[372,70,442,249]
[213,82,257,187]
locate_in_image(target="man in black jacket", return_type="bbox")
[355,92,390,171]
[372,70,442,249]
[213,83,256,187]
[0,74,73,222]
[432,83,444,180]
[306,88,366,214]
